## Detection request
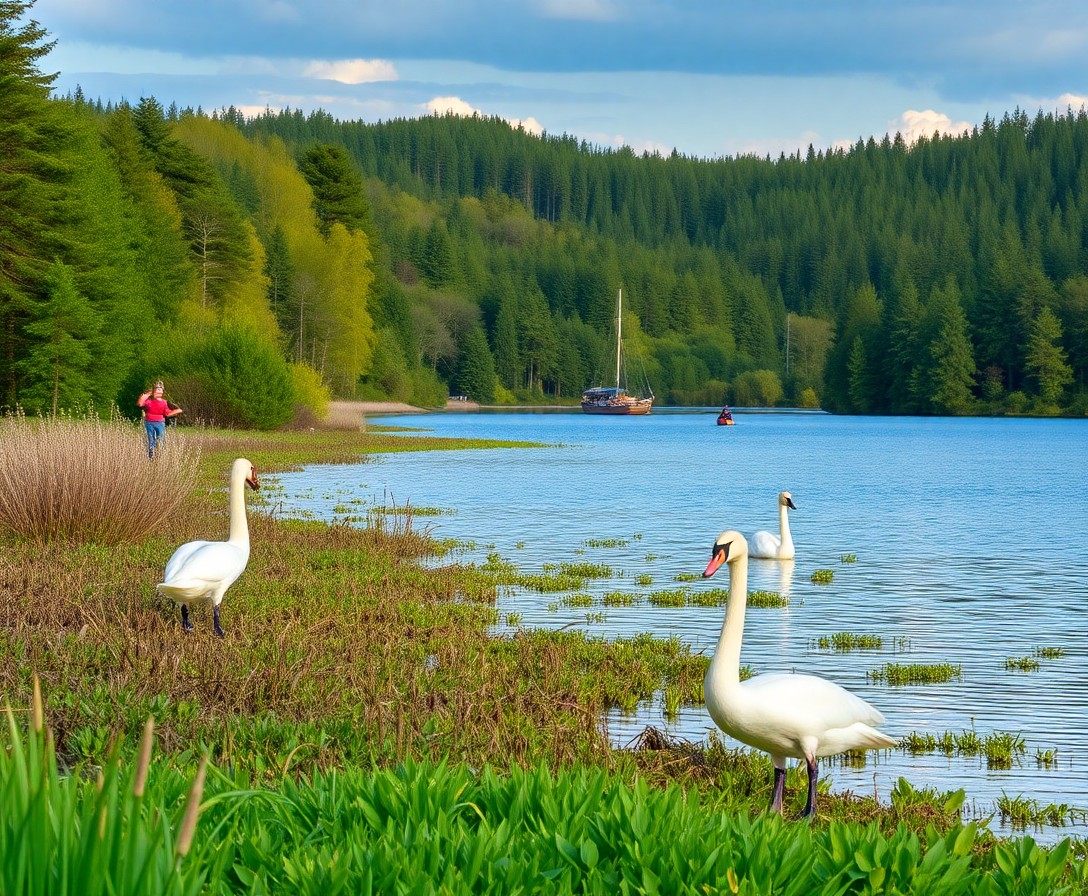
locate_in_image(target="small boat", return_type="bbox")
[581,289,654,416]
[717,406,735,425]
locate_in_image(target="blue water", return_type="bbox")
[275,409,1088,841]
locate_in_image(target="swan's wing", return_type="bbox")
[163,540,212,581]
[749,530,782,558]
[742,672,886,729]
[158,542,249,592]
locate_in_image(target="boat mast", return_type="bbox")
[615,289,622,390]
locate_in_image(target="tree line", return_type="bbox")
[3,0,1086,418]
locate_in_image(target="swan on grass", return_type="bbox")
[156,458,259,637]
[702,531,895,817]
[750,491,797,560]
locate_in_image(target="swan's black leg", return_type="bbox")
[770,765,786,814]
[213,604,225,638]
[181,604,193,633]
[801,756,818,819]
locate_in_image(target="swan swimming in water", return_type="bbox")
[702,530,895,817]
[156,457,259,636]
[750,491,797,560]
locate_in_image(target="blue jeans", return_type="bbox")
[145,420,166,458]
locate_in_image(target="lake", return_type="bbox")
[275,409,1088,842]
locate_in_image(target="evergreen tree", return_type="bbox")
[0,0,65,404]
[454,325,497,402]
[918,281,976,415]
[298,143,372,236]
[1024,306,1073,404]
[18,260,99,414]
[491,284,521,390]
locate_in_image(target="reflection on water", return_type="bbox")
[276,410,1088,843]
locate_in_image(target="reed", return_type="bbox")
[0,409,201,543]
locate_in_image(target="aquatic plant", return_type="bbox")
[867,662,962,685]
[1033,646,1065,659]
[602,591,641,607]
[561,593,595,608]
[840,554,858,563]
[815,632,883,652]
[810,569,834,584]
[1004,655,1041,672]
[583,537,628,548]
[634,574,654,586]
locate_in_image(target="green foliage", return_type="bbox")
[453,325,498,402]
[172,325,295,428]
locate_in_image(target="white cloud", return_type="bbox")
[510,116,544,136]
[426,97,544,136]
[889,109,972,144]
[1032,92,1088,113]
[534,0,619,22]
[303,58,397,84]
[426,95,481,117]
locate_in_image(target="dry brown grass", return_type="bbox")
[0,410,201,543]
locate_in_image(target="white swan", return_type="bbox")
[750,491,797,560]
[157,458,259,637]
[702,531,895,817]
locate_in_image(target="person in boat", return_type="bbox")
[717,405,734,424]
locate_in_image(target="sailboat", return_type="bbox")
[581,289,654,415]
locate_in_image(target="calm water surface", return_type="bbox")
[276,410,1088,841]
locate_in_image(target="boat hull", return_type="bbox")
[582,399,653,415]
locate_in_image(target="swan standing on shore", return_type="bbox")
[157,458,259,637]
[750,491,797,560]
[702,530,895,817]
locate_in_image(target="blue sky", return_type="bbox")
[30,0,1088,159]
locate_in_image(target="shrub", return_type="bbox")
[0,409,200,543]
[175,326,295,429]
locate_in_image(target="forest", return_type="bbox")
[3,0,1087,420]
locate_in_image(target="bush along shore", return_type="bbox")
[2,417,1087,893]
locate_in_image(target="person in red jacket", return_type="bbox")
[137,381,183,458]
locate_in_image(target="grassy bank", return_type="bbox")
[2,420,1087,892]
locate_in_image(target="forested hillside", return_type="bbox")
[3,0,1086,417]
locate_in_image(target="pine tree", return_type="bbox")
[1024,306,1073,404]
[18,261,99,414]
[454,325,497,402]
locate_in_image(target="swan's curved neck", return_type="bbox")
[227,469,250,546]
[778,503,794,551]
[709,553,748,688]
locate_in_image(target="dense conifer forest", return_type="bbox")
[3,0,1086,418]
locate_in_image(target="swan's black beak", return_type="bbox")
[785,496,797,510]
[703,546,727,578]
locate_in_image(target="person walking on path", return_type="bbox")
[137,381,183,458]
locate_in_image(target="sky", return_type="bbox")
[27,0,1088,160]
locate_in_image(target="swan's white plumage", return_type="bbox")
[749,491,796,560]
[157,457,259,635]
[702,530,894,815]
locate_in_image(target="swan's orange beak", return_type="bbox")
[247,468,260,491]
[703,548,727,578]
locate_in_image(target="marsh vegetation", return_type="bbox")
[2,416,1087,891]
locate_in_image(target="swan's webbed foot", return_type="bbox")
[769,765,786,814]
[213,604,225,638]
[800,756,818,820]
[181,604,193,633]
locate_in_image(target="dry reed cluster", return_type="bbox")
[0,409,201,543]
